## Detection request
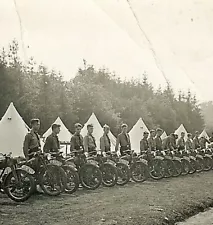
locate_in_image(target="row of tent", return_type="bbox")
[0,102,210,156]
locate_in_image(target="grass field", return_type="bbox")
[1,172,213,225]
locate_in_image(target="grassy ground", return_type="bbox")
[1,172,213,225]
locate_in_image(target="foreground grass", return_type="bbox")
[1,172,213,225]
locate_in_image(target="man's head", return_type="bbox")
[195,131,199,137]
[170,133,175,139]
[121,124,128,133]
[175,134,178,140]
[30,119,40,132]
[75,123,82,134]
[187,133,192,139]
[181,132,185,138]
[156,128,163,137]
[52,124,61,135]
[143,131,149,139]
[87,124,94,134]
[103,124,110,134]
[150,130,155,137]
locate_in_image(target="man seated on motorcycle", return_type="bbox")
[100,124,111,154]
[185,133,193,151]
[140,131,150,160]
[23,118,41,160]
[43,123,61,155]
[115,124,131,156]
[83,124,97,156]
[177,132,185,151]
[70,123,85,168]
[155,128,163,152]
[199,136,210,149]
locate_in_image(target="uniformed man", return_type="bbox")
[23,118,41,160]
[177,132,185,151]
[140,131,149,153]
[155,128,163,151]
[115,124,131,156]
[83,124,97,155]
[163,133,175,150]
[185,133,193,150]
[70,123,84,153]
[100,124,111,153]
[192,131,200,149]
[43,124,61,153]
[199,136,210,149]
[148,130,156,151]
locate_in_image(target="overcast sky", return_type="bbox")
[1,0,213,101]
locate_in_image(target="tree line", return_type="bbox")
[0,40,205,136]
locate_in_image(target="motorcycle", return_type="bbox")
[0,152,35,202]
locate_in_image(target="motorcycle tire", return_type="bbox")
[131,161,148,183]
[116,162,130,186]
[100,163,118,187]
[203,156,212,171]
[62,165,79,194]
[181,159,191,175]
[79,164,102,190]
[4,169,35,202]
[39,165,66,196]
[149,159,165,180]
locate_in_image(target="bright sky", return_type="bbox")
[1,0,213,101]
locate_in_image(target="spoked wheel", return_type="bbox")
[79,164,102,190]
[189,159,197,174]
[101,164,118,187]
[162,159,174,178]
[195,158,204,173]
[62,165,79,194]
[131,162,148,183]
[4,169,35,202]
[181,159,191,175]
[149,159,164,180]
[172,160,182,177]
[39,165,66,196]
[203,156,212,171]
[116,163,130,186]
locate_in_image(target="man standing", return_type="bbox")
[115,124,131,156]
[43,124,61,154]
[193,131,201,149]
[185,133,193,150]
[100,125,111,153]
[83,124,97,155]
[199,136,210,149]
[177,132,185,151]
[23,119,41,160]
[70,123,84,153]
[155,128,163,151]
[209,132,213,143]
[140,131,149,153]
[148,130,156,151]
[163,133,175,150]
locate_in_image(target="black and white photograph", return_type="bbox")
[0,0,213,224]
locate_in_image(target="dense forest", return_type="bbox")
[0,40,206,136]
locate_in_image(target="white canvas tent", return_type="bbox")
[129,118,149,153]
[0,102,29,156]
[199,129,209,139]
[175,124,187,141]
[43,117,72,155]
[161,131,167,140]
[81,113,116,150]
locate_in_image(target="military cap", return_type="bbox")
[121,123,128,128]
[87,124,93,128]
[103,124,110,129]
[75,123,82,128]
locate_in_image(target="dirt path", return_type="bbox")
[1,172,213,225]
[177,208,213,225]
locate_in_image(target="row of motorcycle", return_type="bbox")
[0,147,213,202]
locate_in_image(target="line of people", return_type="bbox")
[23,119,213,159]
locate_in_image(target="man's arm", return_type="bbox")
[23,134,30,159]
[70,136,75,152]
[140,140,144,152]
[100,136,105,152]
[43,136,52,153]
[83,136,89,152]
[115,135,120,152]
